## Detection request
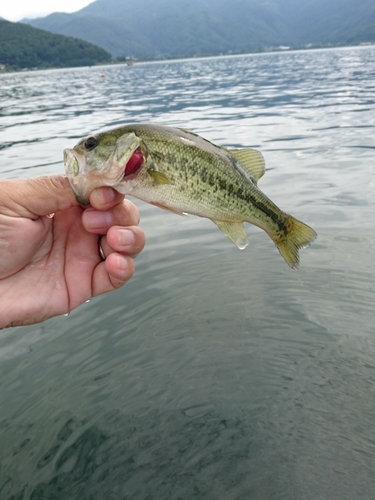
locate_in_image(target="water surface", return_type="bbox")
[1,47,375,499]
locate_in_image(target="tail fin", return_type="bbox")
[272,215,317,269]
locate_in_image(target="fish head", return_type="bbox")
[64,130,143,204]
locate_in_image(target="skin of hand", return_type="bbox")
[0,176,146,329]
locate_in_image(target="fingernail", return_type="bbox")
[117,228,135,246]
[97,187,115,205]
[116,254,130,271]
[84,210,112,229]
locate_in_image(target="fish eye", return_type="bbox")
[84,136,98,151]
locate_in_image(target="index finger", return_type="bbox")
[0,176,79,218]
[89,187,125,211]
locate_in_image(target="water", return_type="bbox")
[1,46,375,499]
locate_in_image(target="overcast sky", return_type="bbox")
[0,0,93,22]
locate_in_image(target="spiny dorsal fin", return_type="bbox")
[177,128,220,148]
[177,127,200,137]
[228,148,265,183]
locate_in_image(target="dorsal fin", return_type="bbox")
[228,148,266,183]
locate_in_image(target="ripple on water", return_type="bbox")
[1,47,375,499]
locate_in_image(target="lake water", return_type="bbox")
[1,46,375,499]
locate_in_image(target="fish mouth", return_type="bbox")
[64,148,91,204]
[64,132,143,203]
[64,148,80,177]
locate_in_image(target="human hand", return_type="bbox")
[0,176,145,328]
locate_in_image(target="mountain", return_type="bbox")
[24,0,375,59]
[281,0,375,45]
[0,19,111,70]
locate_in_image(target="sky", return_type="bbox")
[0,0,94,22]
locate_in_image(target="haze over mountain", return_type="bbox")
[24,0,375,59]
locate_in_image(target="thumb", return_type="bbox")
[0,176,79,218]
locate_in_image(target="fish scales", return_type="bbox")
[122,125,281,227]
[64,123,316,268]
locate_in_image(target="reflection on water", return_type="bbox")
[1,47,375,499]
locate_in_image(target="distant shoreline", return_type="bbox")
[1,42,373,75]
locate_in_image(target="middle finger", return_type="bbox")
[83,199,140,234]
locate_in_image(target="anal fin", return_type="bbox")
[212,220,249,250]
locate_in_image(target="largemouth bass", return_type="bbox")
[64,123,316,268]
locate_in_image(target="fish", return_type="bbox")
[64,123,316,269]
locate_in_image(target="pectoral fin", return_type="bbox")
[212,220,249,250]
[148,170,171,184]
[228,148,265,183]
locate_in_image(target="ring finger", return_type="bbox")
[99,226,145,259]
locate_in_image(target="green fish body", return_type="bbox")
[64,123,316,268]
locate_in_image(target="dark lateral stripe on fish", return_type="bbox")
[188,163,286,232]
